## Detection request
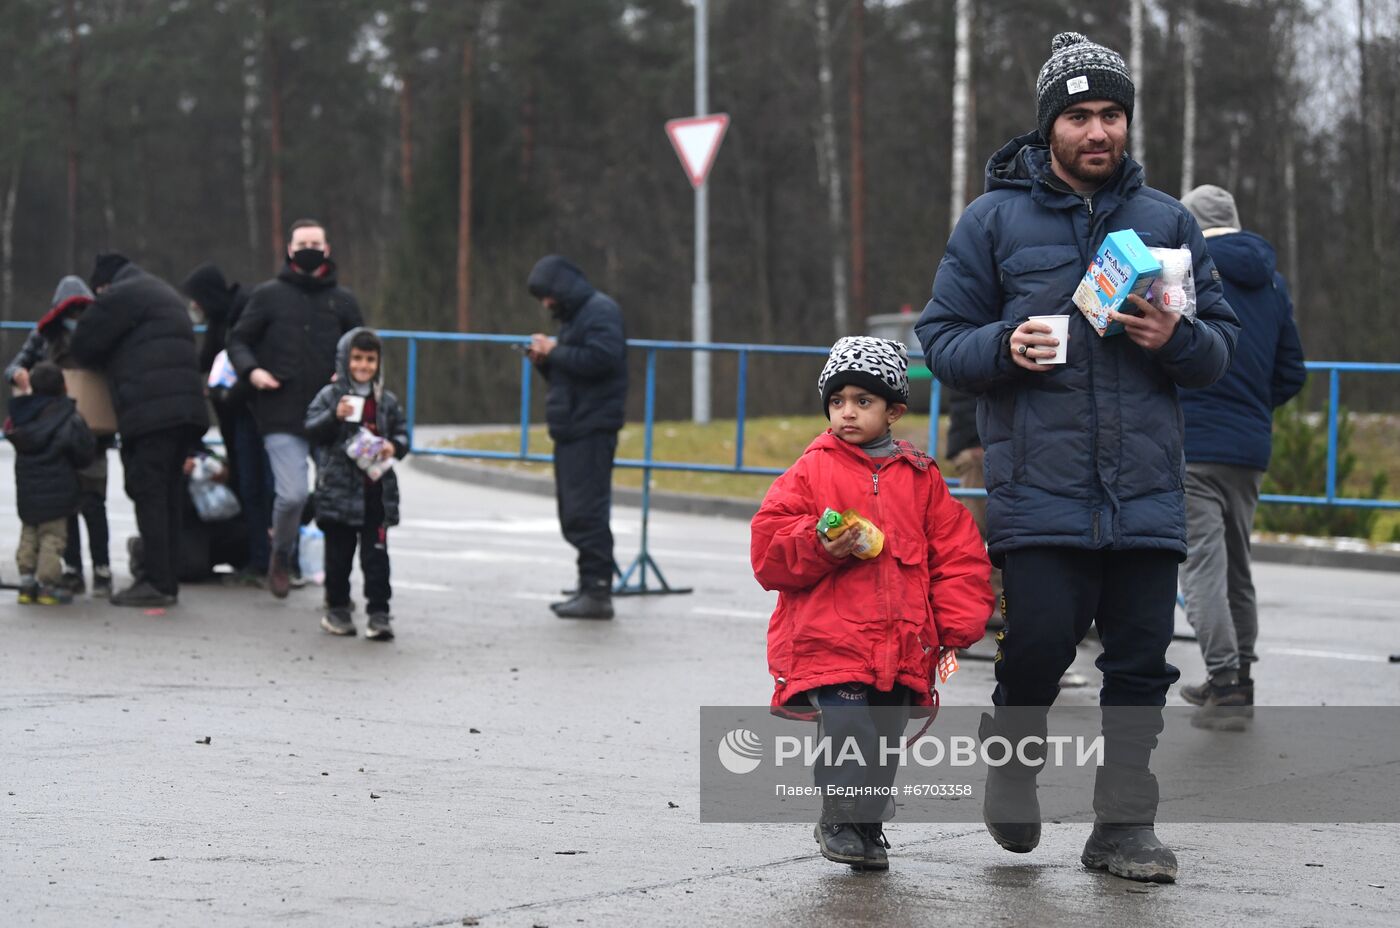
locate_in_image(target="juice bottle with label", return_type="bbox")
[818,508,885,560]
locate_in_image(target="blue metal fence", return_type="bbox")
[4,319,1396,590]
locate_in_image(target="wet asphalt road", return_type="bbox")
[2,442,1398,927]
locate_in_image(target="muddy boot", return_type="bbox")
[813,795,866,866]
[1189,670,1254,732]
[552,580,614,620]
[1081,765,1177,883]
[979,711,1044,853]
[851,822,891,871]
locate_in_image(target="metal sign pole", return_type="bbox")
[692,0,711,424]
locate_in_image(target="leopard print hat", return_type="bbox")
[817,335,910,411]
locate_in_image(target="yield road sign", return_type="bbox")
[665,114,730,189]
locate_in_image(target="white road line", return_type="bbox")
[392,580,454,593]
[393,547,567,565]
[512,592,564,602]
[691,606,771,620]
[1260,646,1391,663]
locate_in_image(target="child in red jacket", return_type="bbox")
[751,336,993,871]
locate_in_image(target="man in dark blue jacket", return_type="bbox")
[1177,184,1306,727]
[525,255,628,620]
[917,32,1239,883]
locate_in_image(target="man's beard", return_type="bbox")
[1049,132,1124,187]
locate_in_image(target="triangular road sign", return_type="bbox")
[665,114,730,189]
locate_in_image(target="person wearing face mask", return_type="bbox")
[5,276,117,597]
[69,253,210,607]
[226,219,363,598]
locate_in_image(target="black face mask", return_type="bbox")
[290,248,327,273]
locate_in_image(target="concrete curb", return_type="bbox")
[410,454,1400,572]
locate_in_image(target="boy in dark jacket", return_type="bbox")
[304,328,408,640]
[5,362,97,604]
[751,337,992,871]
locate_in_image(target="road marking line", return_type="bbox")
[691,606,771,620]
[1261,646,1390,663]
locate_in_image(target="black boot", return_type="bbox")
[1190,679,1254,732]
[851,822,891,871]
[979,711,1044,853]
[813,795,866,866]
[551,580,614,620]
[1081,765,1177,883]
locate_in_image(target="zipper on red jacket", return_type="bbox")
[872,471,879,495]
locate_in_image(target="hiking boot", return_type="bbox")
[17,575,38,605]
[814,796,866,866]
[1082,823,1178,883]
[365,612,395,641]
[92,566,113,598]
[852,822,891,871]
[1179,679,1211,706]
[1190,681,1254,732]
[110,579,175,608]
[551,591,614,620]
[268,553,291,599]
[979,712,1043,853]
[320,607,356,637]
[59,568,86,595]
[35,585,74,605]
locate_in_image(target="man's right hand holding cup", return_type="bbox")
[1009,318,1063,372]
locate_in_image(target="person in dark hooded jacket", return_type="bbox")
[6,276,116,596]
[70,253,208,607]
[5,362,96,605]
[182,262,271,580]
[304,328,408,640]
[1176,184,1306,727]
[916,32,1240,884]
[226,219,363,598]
[524,255,627,620]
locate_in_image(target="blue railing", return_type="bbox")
[5,318,1397,588]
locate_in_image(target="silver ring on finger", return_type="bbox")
[1017,343,1029,356]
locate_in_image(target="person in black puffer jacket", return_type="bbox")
[182,262,271,579]
[304,328,407,641]
[70,254,209,607]
[5,362,96,604]
[524,255,628,621]
[226,219,363,597]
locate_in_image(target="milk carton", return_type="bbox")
[1072,229,1162,336]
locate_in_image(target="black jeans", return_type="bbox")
[809,683,913,821]
[229,406,273,573]
[553,431,617,589]
[64,488,110,571]
[120,428,191,596]
[994,546,1180,769]
[322,490,391,614]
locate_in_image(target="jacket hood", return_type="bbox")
[182,262,236,318]
[37,276,95,336]
[1203,230,1276,290]
[4,394,75,454]
[526,255,596,317]
[335,327,383,398]
[985,129,1143,203]
[278,257,339,291]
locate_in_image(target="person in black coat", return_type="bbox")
[226,219,363,597]
[70,253,208,607]
[524,255,628,620]
[182,262,271,579]
[5,362,96,604]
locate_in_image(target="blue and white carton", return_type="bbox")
[1072,229,1162,336]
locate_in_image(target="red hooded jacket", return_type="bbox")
[752,431,992,715]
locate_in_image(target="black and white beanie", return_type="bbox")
[1035,32,1134,141]
[818,336,909,410]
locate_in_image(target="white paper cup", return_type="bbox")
[1028,314,1070,364]
[343,395,366,423]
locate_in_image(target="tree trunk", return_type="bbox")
[1130,0,1146,173]
[263,0,284,272]
[949,0,972,235]
[399,72,414,195]
[65,0,80,272]
[519,78,535,186]
[240,35,261,270]
[1283,130,1300,336]
[2,152,20,322]
[1355,0,1381,268]
[814,0,849,339]
[848,0,867,324]
[1180,4,1197,195]
[456,27,474,335]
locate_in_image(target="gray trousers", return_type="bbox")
[1181,463,1264,680]
[264,433,311,558]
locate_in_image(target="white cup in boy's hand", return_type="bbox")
[338,395,366,422]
